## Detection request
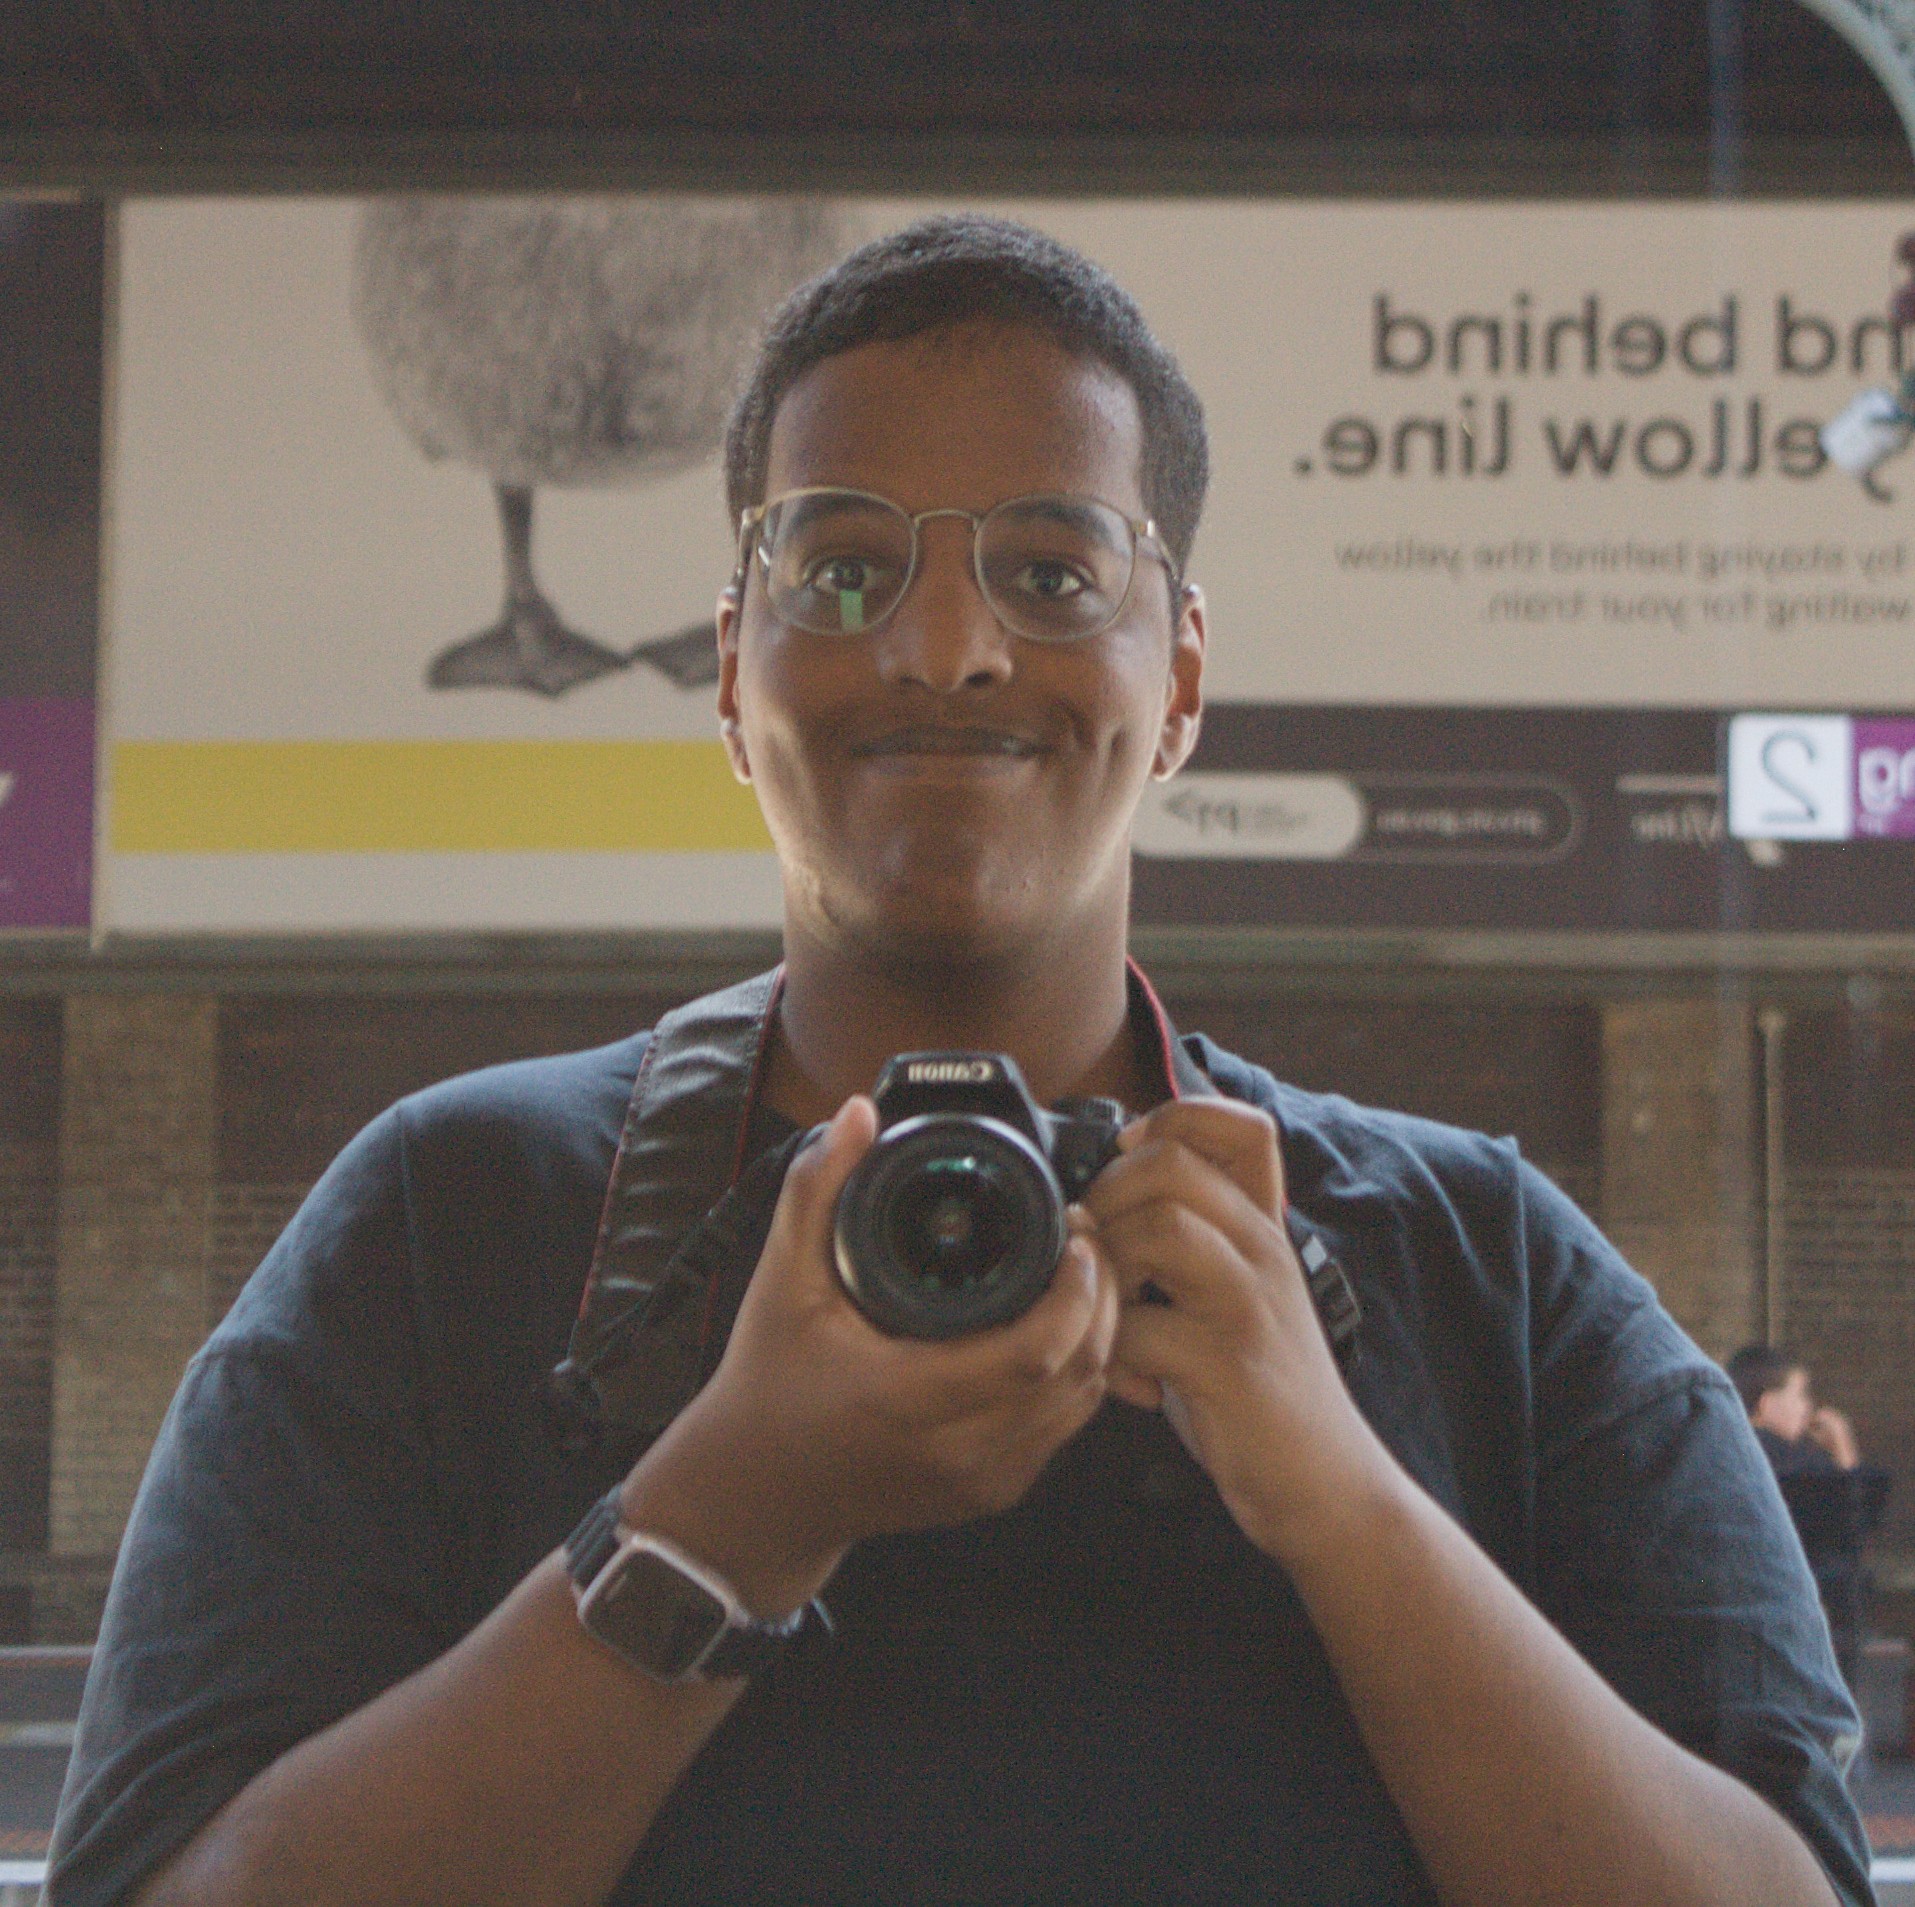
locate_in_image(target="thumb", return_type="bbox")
[761,1094,879,1302]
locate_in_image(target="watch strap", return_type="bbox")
[564,1486,624,1588]
[565,1486,832,1681]
[702,1596,828,1678]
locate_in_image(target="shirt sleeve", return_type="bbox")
[46,1108,467,1907]
[1522,1165,1875,1907]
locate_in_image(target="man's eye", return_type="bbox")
[805,554,878,594]
[1013,559,1088,600]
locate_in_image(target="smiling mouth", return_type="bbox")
[852,727,1046,760]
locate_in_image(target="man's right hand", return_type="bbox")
[617,1095,1122,1613]
[1807,1404,1861,1470]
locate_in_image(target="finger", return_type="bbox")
[760,1095,879,1304]
[1110,1300,1219,1398]
[1097,1198,1270,1323]
[898,1235,1114,1422]
[914,1286,1114,1469]
[1086,1140,1285,1282]
[1116,1099,1286,1215]
[987,1331,1113,1452]
[1063,1231,1122,1388]
[1105,1361,1164,1411]
[1117,1256,1342,1398]
[929,1366,1109,1510]
[988,1235,1107,1387]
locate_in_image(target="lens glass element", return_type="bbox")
[835,1113,1066,1338]
[974,495,1134,641]
[880,1153,1023,1294]
[759,490,913,636]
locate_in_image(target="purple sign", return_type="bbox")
[0,700,94,928]
[1854,719,1915,841]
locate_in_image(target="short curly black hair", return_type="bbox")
[723,213,1210,585]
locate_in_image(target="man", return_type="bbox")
[1729,1345,1865,1476]
[51,216,1870,1906]
[1729,1344,1888,1687]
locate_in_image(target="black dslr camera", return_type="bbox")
[833,1053,1125,1340]
[544,1050,1362,1453]
[832,1051,1365,1370]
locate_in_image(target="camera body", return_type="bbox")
[833,1052,1125,1340]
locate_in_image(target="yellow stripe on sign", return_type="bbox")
[111,741,772,854]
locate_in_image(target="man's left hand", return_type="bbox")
[1077,1099,1386,1564]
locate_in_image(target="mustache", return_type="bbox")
[849,725,1048,758]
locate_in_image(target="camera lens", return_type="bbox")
[881,1152,1023,1294]
[835,1114,1065,1338]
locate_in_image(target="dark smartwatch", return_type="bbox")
[564,1487,831,1684]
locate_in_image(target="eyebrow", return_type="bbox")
[780,491,893,523]
[1008,495,1127,545]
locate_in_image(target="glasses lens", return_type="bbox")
[976,496,1136,641]
[760,491,914,635]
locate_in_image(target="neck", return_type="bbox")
[765,912,1150,1127]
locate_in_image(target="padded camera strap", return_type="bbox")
[548,967,785,1451]
[546,960,1358,1456]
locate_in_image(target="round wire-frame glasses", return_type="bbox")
[733,487,1175,644]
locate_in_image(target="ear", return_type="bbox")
[1152,583,1206,781]
[715,585,750,785]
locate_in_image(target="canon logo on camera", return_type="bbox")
[903,1059,998,1085]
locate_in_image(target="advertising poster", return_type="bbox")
[0,200,102,932]
[103,198,1915,934]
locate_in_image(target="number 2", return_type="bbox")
[1759,730,1820,827]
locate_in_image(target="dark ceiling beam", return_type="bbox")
[0,0,1906,193]
[0,128,1900,202]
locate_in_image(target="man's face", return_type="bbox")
[1752,1367,1814,1441]
[716,322,1204,966]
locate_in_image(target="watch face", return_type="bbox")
[588,1546,729,1680]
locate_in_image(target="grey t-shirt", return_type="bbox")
[47,1029,1874,1905]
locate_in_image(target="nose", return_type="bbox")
[874,516,1015,694]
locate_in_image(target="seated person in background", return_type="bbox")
[1729,1344,1890,1688]
[49,217,1873,1907]
[1729,1344,1863,1476]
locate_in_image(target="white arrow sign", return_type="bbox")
[1133,773,1367,861]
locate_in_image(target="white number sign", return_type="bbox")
[1727,714,1856,841]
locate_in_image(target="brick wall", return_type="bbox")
[48,996,217,1571]
[1599,999,1760,1361]
[8,973,1911,1643]
[0,1002,61,1583]
[1782,1169,1915,1558]
[1774,1007,1915,1571]
[1158,992,1602,1212]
